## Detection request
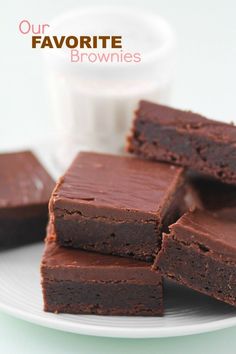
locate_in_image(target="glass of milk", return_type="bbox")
[43,6,176,166]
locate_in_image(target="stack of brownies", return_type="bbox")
[41,101,236,315]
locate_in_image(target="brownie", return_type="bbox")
[185,172,236,221]
[127,100,236,185]
[154,210,236,307]
[49,152,184,262]
[41,235,163,316]
[0,151,55,248]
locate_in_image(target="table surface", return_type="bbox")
[1,0,236,352]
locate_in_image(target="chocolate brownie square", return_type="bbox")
[49,152,184,262]
[154,210,236,307]
[0,151,54,248]
[41,235,163,316]
[127,100,236,185]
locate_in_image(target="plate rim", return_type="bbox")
[0,301,236,338]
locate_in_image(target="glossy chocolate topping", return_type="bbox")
[0,151,55,208]
[42,236,161,283]
[51,152,183,219]
[171,209,236,261]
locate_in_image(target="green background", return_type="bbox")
[1,312,235,354]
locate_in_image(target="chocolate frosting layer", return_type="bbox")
[51,152,183,220]
[42,236,161,284]
[0,151,55,208]
[171,209,236,261]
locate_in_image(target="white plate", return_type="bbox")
[0,243,235,338]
